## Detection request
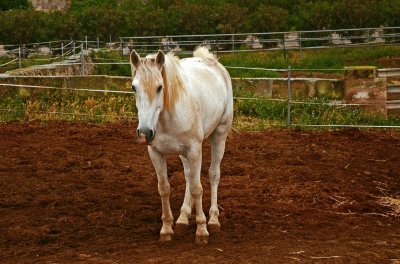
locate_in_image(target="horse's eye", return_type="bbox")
[157,85,163,93]
[132,85,136,92]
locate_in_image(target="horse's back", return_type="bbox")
[180,55,233,138]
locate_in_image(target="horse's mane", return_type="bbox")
[193,46,218,63]
[138,47,217,112]
[161,47,218,111]
[161,53,185,112]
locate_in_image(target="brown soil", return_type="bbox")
[377,57,400,69]
[1,122,399,263]
[281,71,344,79]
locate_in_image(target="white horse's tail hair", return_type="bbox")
[193,46,217,61]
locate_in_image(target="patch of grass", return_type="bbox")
[90,50,131,76]
[233,95,400,128]
[0,89,136,123]
[1,90,400,128]
[232,115,283,131]
[377,197,400,217]
[0,54,69,73]
[219,45,400,74]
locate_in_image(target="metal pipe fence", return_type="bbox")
[1,26,400,66]
[120,26,400,55]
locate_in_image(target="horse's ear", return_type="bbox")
[156,50,165,69]
[130,50,141,69]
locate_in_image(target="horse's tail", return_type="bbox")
[193,46,218,62]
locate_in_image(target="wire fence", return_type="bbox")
[1,66,399,128]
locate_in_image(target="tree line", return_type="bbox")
[0,0,399,44]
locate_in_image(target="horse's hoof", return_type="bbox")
[208,223,220,234]
[195,235,209,244]
[159,234,173,242]
[174,223,188,236]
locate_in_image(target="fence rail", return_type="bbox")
[1,26,400,62]
[120,26,400,55]
[1,69,399,128]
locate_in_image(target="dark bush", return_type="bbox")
[0,0,399,44]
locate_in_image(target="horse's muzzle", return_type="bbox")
[137,128,156,144]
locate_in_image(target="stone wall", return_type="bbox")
[232,78,344,100]
[30,0,71,11]
[5,56,94,76]
[0,75,343,101]
[0,75,131,98]
[344,67,387,116]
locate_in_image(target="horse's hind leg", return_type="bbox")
[148,148,174,242]
[175,155,194,235]
[208,124,230,233]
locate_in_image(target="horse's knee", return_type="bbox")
[190,185,203,199]
[158,183,170,197]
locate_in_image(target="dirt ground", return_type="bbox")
[1,121,399,263]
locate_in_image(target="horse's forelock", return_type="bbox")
[136,57,160,101]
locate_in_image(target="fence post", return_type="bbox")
[216,37,219,57]
[287,66,292,126]
[18,47,21,69]
[97,37,100,49]
[120,38,123,56]
[73,41,76,55]
[80,44,85,75]
[232,35,235,52]
[283,36,287,60]
[85,36,88,50]
[61,42,64,59]
[299,32,302,59]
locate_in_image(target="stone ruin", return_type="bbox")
[369,28,385,44]
[161,38,181,52]
[331,33,352,45]
[277,32,300,49]
[30,0,71,11]
[245,35,263,49]
[0,46,8,57]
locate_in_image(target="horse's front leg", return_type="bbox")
[148,147,174,242]
[186,143,209,244]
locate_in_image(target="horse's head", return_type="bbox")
[130,50,165,145]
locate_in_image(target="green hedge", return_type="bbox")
[0,0,400,44]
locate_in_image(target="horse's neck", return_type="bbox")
[158,89,194,132]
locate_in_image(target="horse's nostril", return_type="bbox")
[137,128,155,143]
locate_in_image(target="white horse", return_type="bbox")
[130,47,233,243]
